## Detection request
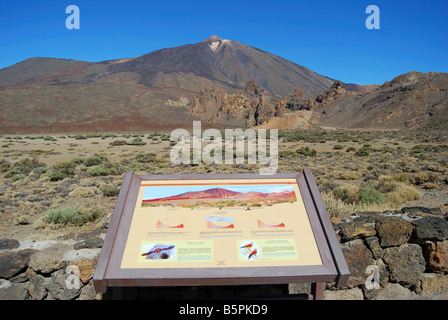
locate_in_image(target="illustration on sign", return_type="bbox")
[120,178,322,269]
[141,184,297,209]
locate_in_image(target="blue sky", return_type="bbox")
[143,185,294,200]
[0,0,447,84]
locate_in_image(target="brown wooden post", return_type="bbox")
[311,282,325,300]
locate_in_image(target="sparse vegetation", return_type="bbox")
[0,128,446,239]
[44,207,103,226]
[101,185,120,197]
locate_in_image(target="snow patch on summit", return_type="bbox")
[210,41,220,51]
[209,38,232,52]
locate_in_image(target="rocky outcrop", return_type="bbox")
[316,80,346,102]
[1,207,447,300]
[276,87,307,111]
[315,71,448,130]
[318,207,448,300]
[0,234,103,300]
[189,81,286,127]
[188,79,359,130]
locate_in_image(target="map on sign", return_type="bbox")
[120,178,322,269]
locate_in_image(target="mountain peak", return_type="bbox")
[203,35,223,42]
[203,35,231,52]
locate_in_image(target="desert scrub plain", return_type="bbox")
[0,129,447,241]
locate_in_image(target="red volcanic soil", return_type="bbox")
[142,188,240,203]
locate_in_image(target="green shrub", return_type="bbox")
[88,164,119,176]
[355,148,369,157]
[358,186,384,205]
[45,207,103,226]
[333,144,344,150]
[411,145,424,153]
[135,153,156,163]
[43,170,68,181]
[53,161,76,170]
[296,146,317,157]
[51,161,76,179]
[0,160,11,173]
[283,132,305,142]
[101,186,120,197]
[4,168,21,178]
[4,158,46,178]
[17,158,46,173]
[32,167,48,175]
[83,156,104,167]
[391,173,408,183]
[337,136,350,143]
[160,134,170,141]
[11,174,26,181]
[101,134,117,139]
[109,140,127,146]
[279,150,297,158]
[126,137,146,146]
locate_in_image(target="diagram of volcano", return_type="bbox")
[141,184,296,209]
[205,216,235,229]
[257,220,285,228]
[156,220,184,229]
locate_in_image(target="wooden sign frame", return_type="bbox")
[93,169,349,300]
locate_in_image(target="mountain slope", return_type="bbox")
[107,35,334,98]
[0,35,338,133]
[312,71,448,130]
[0,57,90,87]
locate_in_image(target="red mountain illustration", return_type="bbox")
[142,187,295,203]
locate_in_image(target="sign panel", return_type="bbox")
[120,178,322,269]
[93,170,350,298]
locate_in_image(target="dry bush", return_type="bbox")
[376,180,422,206]
[333,184,360,204]
[410,171,439,185]
[321,191,391,216]
[331,170,363,180]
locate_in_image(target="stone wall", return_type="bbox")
[320,207,448,300]
[1,207,447,300]
[0,232,103,300]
